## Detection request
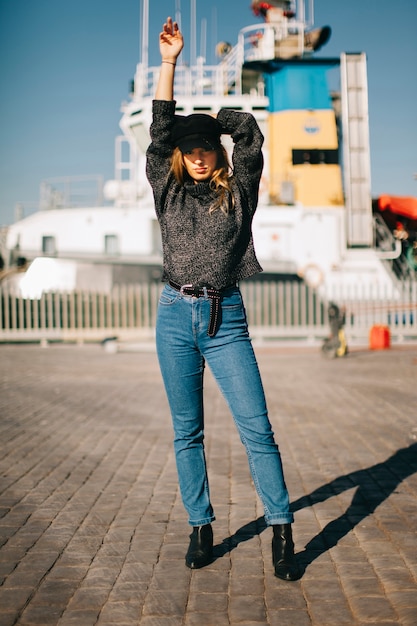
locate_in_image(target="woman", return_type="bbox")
[146,17,299,581]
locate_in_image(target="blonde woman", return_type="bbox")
[146,17,299,580]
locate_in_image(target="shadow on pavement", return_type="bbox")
[212,443,417,576]
[213,516,268,559]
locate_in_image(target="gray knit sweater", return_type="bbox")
[146,99,263,290]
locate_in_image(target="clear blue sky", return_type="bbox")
[1,0,416,226]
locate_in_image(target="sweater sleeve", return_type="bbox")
[146,100,177,215]
[216,108,264,215]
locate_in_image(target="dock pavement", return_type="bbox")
[0,341,416,625]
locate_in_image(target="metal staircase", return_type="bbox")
[374,213,416,282]
[340,52,373,247]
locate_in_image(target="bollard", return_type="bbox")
[102,336,118,354]
[369,325,391,350]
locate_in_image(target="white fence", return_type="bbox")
[1,281,416,346]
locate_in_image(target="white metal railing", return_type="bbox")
[1,281,416,345]
[134,56,244,100]
[240,23,306,63]
[134,22,308,101]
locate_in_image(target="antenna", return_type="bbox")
[175,0,181,31]
[298,0,305,26]
[212,6,217,65]
[200,18,207,60]
[298,0,315,28]
[140,0,149,67]
[175,0,182,64]
[309,0,315,27]
[190,0,196,66]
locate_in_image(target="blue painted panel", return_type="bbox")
[266,66,333,111]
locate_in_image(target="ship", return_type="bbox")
[2,0,416,298]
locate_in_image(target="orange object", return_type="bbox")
[378,195,417,220]
[369,325,391,350]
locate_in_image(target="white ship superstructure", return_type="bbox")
[3,0,413,297]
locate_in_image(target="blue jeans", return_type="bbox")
[156,284,293,527]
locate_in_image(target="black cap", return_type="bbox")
[171,114,222,152]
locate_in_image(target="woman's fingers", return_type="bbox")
[163,16,176,35]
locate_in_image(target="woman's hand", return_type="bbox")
[159,16,184,62]
[155,17,183,100]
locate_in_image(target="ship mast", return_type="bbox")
[190,0,196,66]
[297,0,315,29]
[140,0,149,68]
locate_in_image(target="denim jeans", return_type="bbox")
[156,283,294,527]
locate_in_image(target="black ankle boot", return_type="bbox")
[272,524,301,581]
[185,524,213,569]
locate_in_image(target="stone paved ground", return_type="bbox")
[0,342,416,626]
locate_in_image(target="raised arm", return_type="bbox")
[217,108,264,214]
[155,17,184,100]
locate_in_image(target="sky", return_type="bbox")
[1,0,416,227]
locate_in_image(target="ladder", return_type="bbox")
[340,52,373,247]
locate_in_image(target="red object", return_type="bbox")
[378,195,417,221]
[369,325,391,350]
[251,2,273,17]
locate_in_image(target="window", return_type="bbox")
[104,234,119,256]
[42,236,56,255]
[292,149,339,165]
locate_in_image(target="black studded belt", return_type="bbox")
[168,280,228,337]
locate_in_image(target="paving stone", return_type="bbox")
[0,613,21,626]
[229,575,264,596]
[95,601,142,624]
[141,589,189,617]
[56,608,101,625]
[229,594,267,622]
[140,617,185,626]
[268,609,312,626]
[28,579,79,607]
[348,594,398,623]
[307,599,354,625]
[16,606,64,626]
[66,587,112,611]
[395,606,417,626]
[184,613,230,626]
[387,590,417,608]
[336,561,382,578]
[302,578,348,606]
[340,576,383,597]
[0,586,34,612]
[187,591,229,613]
[1,344,417,625]
[377,567,416,592]
[189,569,229,593]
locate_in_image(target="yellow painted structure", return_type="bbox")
[268,109,344,206]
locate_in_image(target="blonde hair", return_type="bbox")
[170,146,235,215]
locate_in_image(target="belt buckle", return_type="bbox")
[179,283,194,296]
